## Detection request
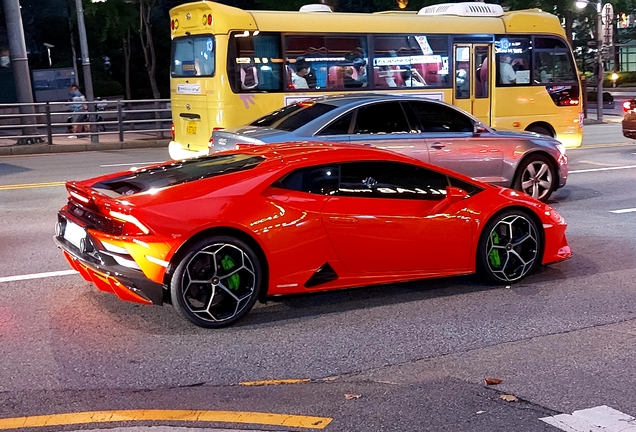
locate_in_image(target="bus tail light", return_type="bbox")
[170,123,175,141]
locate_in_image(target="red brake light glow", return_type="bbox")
[623,100,632,112]
[171,123,175,141]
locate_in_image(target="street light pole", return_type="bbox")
[74,0,98,143]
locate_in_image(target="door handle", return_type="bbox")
[430,142,446,149]
[328,216,357,224]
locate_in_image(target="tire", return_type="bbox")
[526,125,551,137]
[513,154,556,202]
[170,236,263,328]
[477,210,542,284]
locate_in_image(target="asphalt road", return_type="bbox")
[1,129,636,431]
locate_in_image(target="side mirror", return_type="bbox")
[432,186,469,213]
[473,123,488,136]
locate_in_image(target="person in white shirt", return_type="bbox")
[292,59,310,89]
[499,54,517,84]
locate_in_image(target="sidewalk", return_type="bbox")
[0,132,169,156]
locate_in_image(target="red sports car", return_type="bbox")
[55,143,571,328]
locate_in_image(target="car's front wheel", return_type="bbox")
[514,154,556,202]
[170,236,263,328]
[477,210,542,284]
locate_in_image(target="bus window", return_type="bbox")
[228,32,283,92]
[372,35,449,89]
[495,36,531,85]
[284,35,368,91]
[172,36,215,77]
[533,36,577,84]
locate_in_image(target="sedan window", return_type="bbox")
[339,161,448,200]
[405,102,473,133]
[353,102,411,134]
[250,102,337,131]
[316,112,353,136]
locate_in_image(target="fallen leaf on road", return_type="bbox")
[345,394,361,400]
[500,394,518,402]
[484,377,503,386]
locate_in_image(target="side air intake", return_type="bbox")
[418,2,504,17]
[304,262,338,288]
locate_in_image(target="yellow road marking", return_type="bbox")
[240,378,312,386]
[0,409,332,430]
[0,182,65,190]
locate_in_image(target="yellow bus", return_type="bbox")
[168,1,583,160]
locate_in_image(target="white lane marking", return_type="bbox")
[578,160,620,167]
[569,164,636,174]
[100,161,164,168]
[540,405,636,432]
[0,270,78,283]
[610,208,636,214]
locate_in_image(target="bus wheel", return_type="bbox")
[513,154,556,202]
[526,125,552,137]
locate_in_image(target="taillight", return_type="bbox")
[108,211,150,236]
[171,123,175,141]
[623,100,633,112]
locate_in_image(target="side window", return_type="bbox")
[372,35,449,89]
[533,36,577,84]
[275,165,340,195]
[353,102,410,134]
[449,176,483,197]
[284,35,368,91]
[228,32,283,93]
[405,102,473,133]
[339,161,449,200]
[317,112,354,136]
[495,36,532,86]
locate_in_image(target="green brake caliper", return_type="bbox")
[221,255,241,291]
[488,231,502,268]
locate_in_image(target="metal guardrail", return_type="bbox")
[0,99,172,145]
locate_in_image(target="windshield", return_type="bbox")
[171,36,215,77]
[250,102,337,131]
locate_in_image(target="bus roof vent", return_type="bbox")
[299,4,333,12]
[418,2,504,17]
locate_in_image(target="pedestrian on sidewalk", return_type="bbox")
[68,85,89,138]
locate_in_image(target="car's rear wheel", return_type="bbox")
[514,154,556,202]
[170,236,263,328]
[477,210,542,284]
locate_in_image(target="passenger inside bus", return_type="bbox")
[401,68,426,87]
[240,64,259,90]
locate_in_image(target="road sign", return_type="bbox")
[602,3,614,46]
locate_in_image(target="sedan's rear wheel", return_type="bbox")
[170,236,262,328]
[514,154,556,202]
[477,210,542,284]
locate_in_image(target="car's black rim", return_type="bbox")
[520,160,553,201]
[485,214,539,282]
[179,243,256,323]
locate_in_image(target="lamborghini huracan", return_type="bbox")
[55,143,571,328]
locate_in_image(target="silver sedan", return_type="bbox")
[211,94,568,202]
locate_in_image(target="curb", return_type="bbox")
[0,139,170,156]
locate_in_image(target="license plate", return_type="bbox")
[186,121,198,135]
[64,220,86,250]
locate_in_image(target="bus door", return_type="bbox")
[453,44,491,126]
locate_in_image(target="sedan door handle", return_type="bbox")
[430,142,445,149]
[328,216,357,224]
